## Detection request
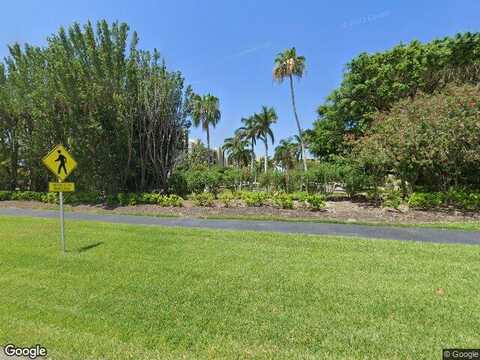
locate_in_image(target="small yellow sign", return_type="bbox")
[49,182,75,192]
[42,145,77,182]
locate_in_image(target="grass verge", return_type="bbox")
[0,216,479,359]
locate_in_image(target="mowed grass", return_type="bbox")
[0,217,479,359]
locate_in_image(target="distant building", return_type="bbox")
[187,138,227,167]
[214,147,227,167]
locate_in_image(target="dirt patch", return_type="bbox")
[1,200,479,225]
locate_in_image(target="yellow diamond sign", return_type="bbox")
[42,145,77,182]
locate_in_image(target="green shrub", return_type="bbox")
[305,194,326,211]
[64,192,103,205]
[233,190,248,200]
[105,194,118,206]
[158,194,183,207]
[381,189,403,209]
[116,193,138,206]
[167,172,189,197]
[408,192,443,209]
[138,193,159,204]
[241,191,269,207]
[42,192,59,204]
[192,192,215,207]
[290,191,309,202]
[10,191,44,202]
[408,190,480,211]
[184,168,224,195]
[272,192,294,209]
[304,163,341,193]
[219,190,235,207]
[0,191,12,201]
[343,169,372,198]
[222,168,250,191]
[258,171,289,192]
[444,189,480,211]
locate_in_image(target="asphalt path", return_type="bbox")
[0,207,479,245]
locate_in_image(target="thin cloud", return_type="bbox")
[187,42,272,88]
[227,41,272,59]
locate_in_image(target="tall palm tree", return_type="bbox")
[238,116,259,174]
[191,93,221,165]
[222,132,251,168]
[273,47,308,171]
[254,106,277,172]
[292,133,303,162]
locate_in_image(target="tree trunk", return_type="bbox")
[264,139,268,173]
[250,141,255,173]
[289,74,307,171]
[206,125,211,166]
[251,140,256,184]
[9,128,18,190]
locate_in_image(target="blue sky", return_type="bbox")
[1,1,479,152]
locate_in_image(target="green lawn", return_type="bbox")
[1,216,479,359]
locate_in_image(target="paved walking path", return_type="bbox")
[0,207,479,245]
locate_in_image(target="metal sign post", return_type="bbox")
[42,145,77,254]
[59,187,66,254]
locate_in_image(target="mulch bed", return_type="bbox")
[1,200,479,225]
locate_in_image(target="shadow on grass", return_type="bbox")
[78,242,103,253]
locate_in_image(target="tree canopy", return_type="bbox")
[0,20,192,193]
[309,32,480,159]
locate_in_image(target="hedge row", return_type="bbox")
[193,191,326,211]
[3,189,478,211]
[0,191,183,207]
[0,190,326,211]
[408,190,480,211]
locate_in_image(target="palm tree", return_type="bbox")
[274,138,297,172]
[238,116,259,174]
[191,93,221,165]
[292,134,303,162]
[254,106,277,172]
[273,47,308,171]
[274,138,297,192]
[222,132,251,168]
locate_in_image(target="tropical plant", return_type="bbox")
[222,132,251,168]
[191,93,221,165]
[238,116,259,174]
[305,194,326,211]
[254,106,277,173]
[273,47,308,171]
[274,138,298,172]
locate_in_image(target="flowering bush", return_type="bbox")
[354,85,480,192]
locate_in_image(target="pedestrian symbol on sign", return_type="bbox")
[55,150,68,175]
[42,145,77,182]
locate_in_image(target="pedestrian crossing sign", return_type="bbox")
[42,145,77,182]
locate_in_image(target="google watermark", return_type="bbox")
[3,344,47,359]
[444,349,480,359]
